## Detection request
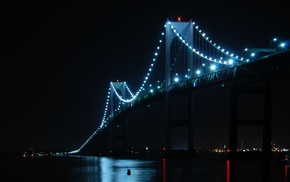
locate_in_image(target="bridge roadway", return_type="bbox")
[114,49,290,120]
[79,49,290,155]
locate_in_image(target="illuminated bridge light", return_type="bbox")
[70,19,260,154]
[174,77,179,83]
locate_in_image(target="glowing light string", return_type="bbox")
[68,20,247,154]
[110,30,165,102]
[68,25,166,154]
[167,20,242,65]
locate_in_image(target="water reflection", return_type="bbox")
[163,158,166,182]
[226,158,289,182]
[72,156,157,182]
[285,164,288,182]
[69,155,289,182]
[226,160,230,182]
[3,153,289,181]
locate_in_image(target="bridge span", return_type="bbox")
[66,19,290,165]
[74,49,290,157]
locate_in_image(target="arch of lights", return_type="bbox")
[67,19,246,154]
[167,20,247,65]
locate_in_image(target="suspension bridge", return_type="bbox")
[66,19,290,157]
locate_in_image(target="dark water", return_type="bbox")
[1,153,289,182]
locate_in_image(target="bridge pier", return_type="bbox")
[165,90,195,157]
[110,117,127,156]
[228,85,272,181]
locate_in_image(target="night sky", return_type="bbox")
[2,1,290,152]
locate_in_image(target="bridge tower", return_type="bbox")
[108,82,128,155]
[110,82,127,118]
[165,20,194,88]
[165,20,195,155]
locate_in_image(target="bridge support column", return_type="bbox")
[165,90,195,157]
[229,85,272,181]
[111,117,127,156]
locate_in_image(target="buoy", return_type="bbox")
[127,169,131,175]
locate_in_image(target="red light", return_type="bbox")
[162,147,166,151]
[178,17,181,21]
[116,79,119,82]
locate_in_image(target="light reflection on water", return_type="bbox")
[68,155,289,182]
[100,157,157,182]
[71,156,159,182]
[285,165,288,182]
[1,154,289,182]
